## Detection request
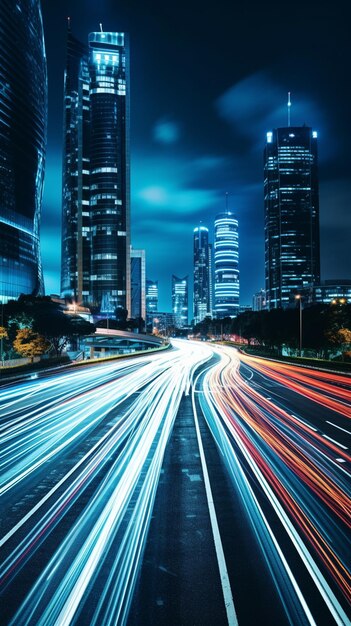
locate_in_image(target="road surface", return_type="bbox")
[0,341,350,625]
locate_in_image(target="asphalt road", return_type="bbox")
[0,341,350,625]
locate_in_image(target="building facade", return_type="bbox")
[193,226,212,324]
[61,27,90,304]
[61,25,130,316]
[146,279,158,314]
[172,275,188,328]
[214,212,239,318]
[130,248,146,320]
[0,0,47,302]
[264,126,320,309]
[253,289,266,311]
[150,311,175,335]
[292,280,351,305]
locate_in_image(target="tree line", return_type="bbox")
[193,303,351,359]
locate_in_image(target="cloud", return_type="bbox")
[153,118,180,144]
[215,70,327,156]
[138,185,219,213]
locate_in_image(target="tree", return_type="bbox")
[326,328,351,359]
[13,328,50,363]
[0,326,7,340]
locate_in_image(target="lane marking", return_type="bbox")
[336,458,346,463]
[291,414,317,432]
[322,434,348,450]
[192,371,238,626]
[326,421,351,436]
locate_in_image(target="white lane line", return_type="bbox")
[322,434,348,450]
[192,373,238,626]
[326,421,351,436]
[291,414,317,432]
[336,458,346,463]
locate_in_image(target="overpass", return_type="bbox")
[82,328,166,359]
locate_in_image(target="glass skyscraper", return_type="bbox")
[264,126,320,309]
[61,26,130,316]
[61,26,90,304]
[0,0,46,302]
[146,279,158,327]
[130,248,146,320]
[214,212,239,318]
[172,275,188,328]
[193,226,212,324]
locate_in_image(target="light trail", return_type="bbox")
[1,341,350,625]
[0,341,212,625]
[199,345,351,625]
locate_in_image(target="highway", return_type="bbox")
[0,341,350,625]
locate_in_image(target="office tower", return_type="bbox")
[172,275,188,328]
[151,311,175,335]
[193,226,212,324]
[253,289,266,311]
[61,25,130,316]
[146,280,158,317]
[214,212,239,318]
[294,280,351,305]
[61,26,90,304]
[130,248,146,320]
[0,0,46,302]
[264,125,320,309]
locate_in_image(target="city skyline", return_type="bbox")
[39,1,351,312]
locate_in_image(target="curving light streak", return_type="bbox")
[200,345,351,624]
[0,341,213,625]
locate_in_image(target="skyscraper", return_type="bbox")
[264,125,320,309]
[214,212,239,318]
[172,275,188,328]
[61,25,130,316]
[0,0,47,302]
[252,289,266,311]
[61,26,90,304]
[130,248,146,321]
[146,280,158,317]
[193,226,212,324]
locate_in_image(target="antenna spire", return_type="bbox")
[67,16,71,31]
[99,23,104,33]
[225,191,229,214]
[287,92,291,127]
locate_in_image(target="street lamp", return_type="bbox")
[295,294,303,356]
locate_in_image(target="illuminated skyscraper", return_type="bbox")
[193,226,212,323]
[61,25,90,304]
[130,248,145,320]
[214,212,239,318]
[146,279,158,315]
[61,26,130,316]
[172,275,188,328]
[0,0,46,302]
[264,126,320,309]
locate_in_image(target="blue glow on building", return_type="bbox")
[214,212,239,318]
[0,0,46,302]
[172,275,188,327]
[193,225,212,324]
[264,126,320,309]
[61,27,130,316]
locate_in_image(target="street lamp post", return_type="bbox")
[295,295,302,356]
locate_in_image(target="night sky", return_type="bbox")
[41,0,350,312]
